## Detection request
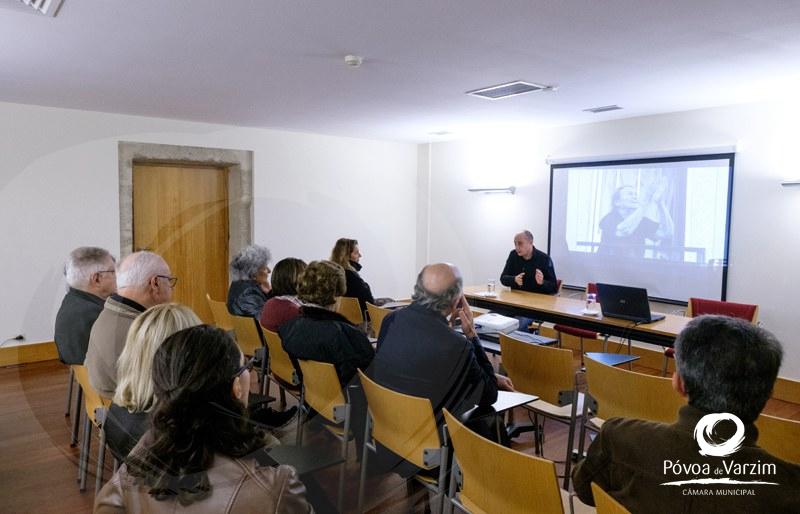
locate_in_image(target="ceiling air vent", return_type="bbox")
[583,105,623,113]
[466,81,553,100]
[17,0,63,16]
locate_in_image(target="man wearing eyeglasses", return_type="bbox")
[85,250,176,398]
[54,247,117,366]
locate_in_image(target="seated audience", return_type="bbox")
[95,325,312,513]
[105,303,201,460]
[369,262,513,477]
[573,315,800,512]
[330,238,375,311]
[260,257,307,332]
[227,244,272,317]
[85,251,174,398]
[279,260,374,388]
[500,230,558,294]
[54,247,117,365]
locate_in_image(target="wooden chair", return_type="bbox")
[443,408,576,514]
[297,359,352,511]
[579,355,686,457]
[357,370,449,514]
[230,314,269,396]
[755,413,800,464]
[262,327,302,411]
[499,333,583,488]
[662,297,758,375]
[366,302,392,338]
[336,296,365,325]
[591,483,631,514]
[206,293,235,331]
[71,365,112,493]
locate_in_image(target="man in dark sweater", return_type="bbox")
[54,247,117,365]
[369,263,513,477]
[500,230,558,294]
[573,316,800,513]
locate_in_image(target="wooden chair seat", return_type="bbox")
[524,394,584,420]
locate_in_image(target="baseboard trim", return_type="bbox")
[0,341,58,367]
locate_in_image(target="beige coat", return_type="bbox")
[94,453,312,514]
[84,296,142,398]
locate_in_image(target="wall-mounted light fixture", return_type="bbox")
[781,180,800,187]
[467,186,516,194]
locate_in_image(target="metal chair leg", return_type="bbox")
[357,416,372,514]
[295,387,305,446]
[70,387,83,447]
[337,405,351,513]
[95,427,107,494]
[65,368,74,417]
[79,416,92,492]
[563,387,581,490]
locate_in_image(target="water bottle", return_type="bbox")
[586,293,597,313]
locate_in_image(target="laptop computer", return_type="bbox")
[596,283,665,323]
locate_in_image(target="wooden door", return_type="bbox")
[133,163,229,323]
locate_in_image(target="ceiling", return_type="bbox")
[2,0,800,142]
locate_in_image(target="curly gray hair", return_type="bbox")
[229,244,272,281]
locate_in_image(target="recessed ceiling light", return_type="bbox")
[466,81,555,100]
[583,105,623,113]
[17,0,63,17]
[428,131,452,136]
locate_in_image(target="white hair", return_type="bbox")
[117,251,167,289]
[64,247,115,290]
[229,244,272,281]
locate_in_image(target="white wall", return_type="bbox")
[421,100,800,379]
[0,102,418,347]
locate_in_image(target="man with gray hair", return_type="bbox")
[573,315,800,513]
[54,247,117,365]
[84,251,175,398]
[369,263,513,477]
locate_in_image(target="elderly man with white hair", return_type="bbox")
[54,247,117,365]
[84,251,175,398]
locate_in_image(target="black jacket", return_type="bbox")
[54,287,106,364]
[104,403,148,461]
[500,249,558,294]
[345,261,375,311]
[227,280,269,318]
[368,303,499,477]
[279,305,374,387]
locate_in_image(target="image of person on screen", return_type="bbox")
[599,180,674,258]
[500,230,558,294]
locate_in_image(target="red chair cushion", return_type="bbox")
[554,324,597,339]
[689,298,757,322]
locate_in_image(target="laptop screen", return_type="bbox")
[596,283,664,323]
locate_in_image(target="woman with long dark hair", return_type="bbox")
[95,325,312,513]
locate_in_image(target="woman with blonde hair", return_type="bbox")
[105,303,201,460]
[330,237,374,311]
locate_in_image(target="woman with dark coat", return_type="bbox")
[226,244,272,317]
[329,238,375,312]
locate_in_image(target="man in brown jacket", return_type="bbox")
[84,251,175,398]
[573,315,800,512]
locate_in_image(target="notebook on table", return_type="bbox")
[596,283,665,324]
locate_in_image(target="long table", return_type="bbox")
[464,285,690,347]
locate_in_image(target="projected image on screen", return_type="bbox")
[549,154,733,302]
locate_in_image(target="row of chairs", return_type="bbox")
[204,294,800,511]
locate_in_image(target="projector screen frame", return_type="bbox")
[547,152,735,305]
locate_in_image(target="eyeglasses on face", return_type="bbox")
[233,356,255,378]
[95,269,116,276]
[156,275,178,288]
